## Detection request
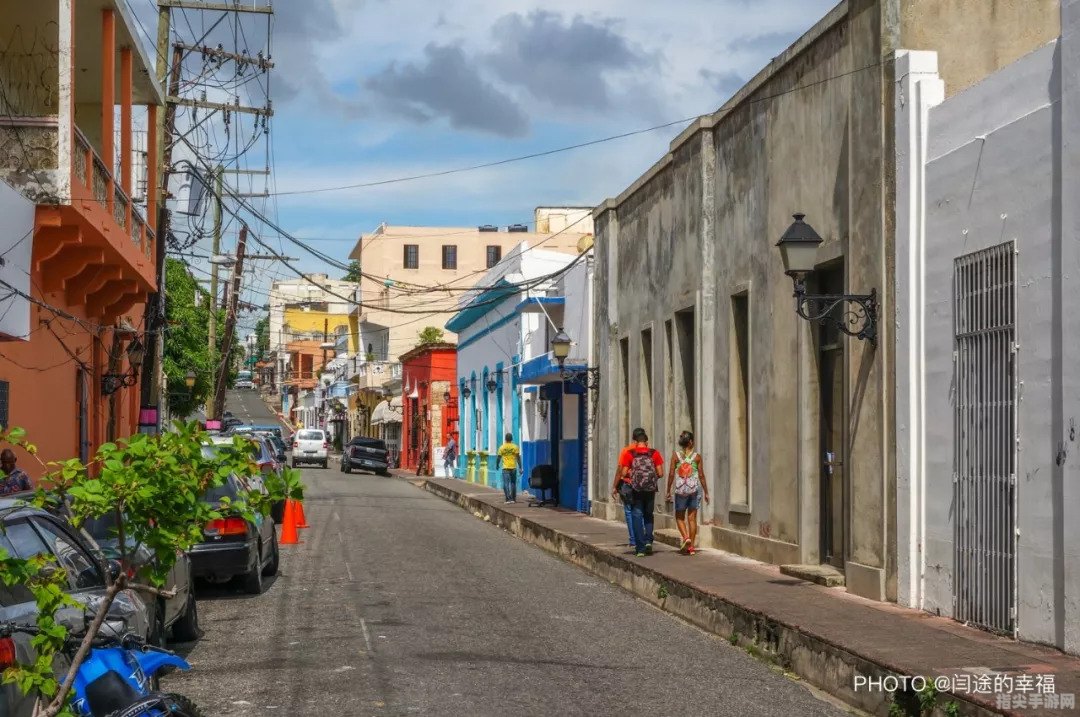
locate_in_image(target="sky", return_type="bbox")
[129,0,838,328]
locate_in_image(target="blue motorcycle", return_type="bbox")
[1,622,203,716]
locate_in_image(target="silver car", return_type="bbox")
[0,499,150,717]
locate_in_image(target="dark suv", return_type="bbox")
[341,437,390,476]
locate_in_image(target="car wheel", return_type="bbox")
[290,459,296,469]
[322,459,329,469]
[170,592,203,643]
[148,599,166,648]
[243,546,265,595]
[262,528,279,577]
[379,470,391,477]
[342,459,351,474]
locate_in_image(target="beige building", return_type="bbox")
[591,0,1058,603]
[347,208,593,363]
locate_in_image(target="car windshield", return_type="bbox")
[297,430,324,441]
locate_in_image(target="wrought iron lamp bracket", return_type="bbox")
[792,279,878,344]
[559,367,601,392]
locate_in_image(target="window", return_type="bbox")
[31,518,104,590]
[640,328,653,437]
[619,337,630,446]
[729,292,751,509]
[486,245,502,268]
[674,308,696,433]
[403,244,419,269]
[442,245,458,270]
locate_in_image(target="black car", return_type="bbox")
[341,436,390,476]
[188,447,279,595]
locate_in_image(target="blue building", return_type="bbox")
[447,241,594,512]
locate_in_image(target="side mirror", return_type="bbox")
[106,559,123,583]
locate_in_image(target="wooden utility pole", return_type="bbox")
[212,226,247,420]
[139,2,178,427]
[205,165,223,416]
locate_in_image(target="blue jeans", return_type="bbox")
[630,491,656,554]
[622,496,636,546]
[502,469,517,501]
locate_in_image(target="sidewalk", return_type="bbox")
[415,476,1080,717]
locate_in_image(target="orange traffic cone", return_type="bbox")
[280,498,301,545]
[295,500,309,529]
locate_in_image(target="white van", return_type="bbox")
[291,429,328,468]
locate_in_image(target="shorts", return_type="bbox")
[674,492,701,512]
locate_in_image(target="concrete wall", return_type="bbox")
[895,0,1078,650]
[0,181,33,339]
[899,0,1061,98]
[594,0,898,600]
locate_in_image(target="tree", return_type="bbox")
[342,260,362,283]
[253,315,270,362]
[417,326,444,345]
[0,423,303,716]
[162,259,243,416]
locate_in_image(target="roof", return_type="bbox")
[444,279,518,333]
[398,341,458,363]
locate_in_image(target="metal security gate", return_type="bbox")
[953,241,1017,635]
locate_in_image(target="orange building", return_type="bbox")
[282,340,331,427]
[399,343,457,472]
[0,0,162,475]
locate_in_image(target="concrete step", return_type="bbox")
[653,529,686,550]
[778,563,846,588]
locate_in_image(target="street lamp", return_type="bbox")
[185,370,197,389]
[548,329,599,391]
[486,374,498,394]
[775,213,878,343]
[461,385,472,400]
[550,328,571,364]
[443,390,452,405]
[102,337,146,396]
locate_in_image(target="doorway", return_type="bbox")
[817,264,846,568]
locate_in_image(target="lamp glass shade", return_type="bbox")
[550,328,572,360]
[126,339,146,369]
[443,391,452,404]
[184,370,196,388]
[462,386,472,400]
[486,378,497,393]
[775,213,823,276]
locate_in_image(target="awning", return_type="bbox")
[370,396,403,425]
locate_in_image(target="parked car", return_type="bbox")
[189,445,279,594]
[0,499,151,717]
[81,512,201,645]
[341,436,390,476]
[291,429,328,469]
[209,435,286,524]
[222,417,244,430]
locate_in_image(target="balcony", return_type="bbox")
[351,361,402,393]
[0,0,163,321]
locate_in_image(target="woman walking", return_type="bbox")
[666,431,710,554]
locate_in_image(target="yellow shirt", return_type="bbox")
[497,442,520,470]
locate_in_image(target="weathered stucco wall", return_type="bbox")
[594,0,896,599]
[900,0,1061,97]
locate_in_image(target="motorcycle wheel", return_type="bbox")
[164,693,206,717]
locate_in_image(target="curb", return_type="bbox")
[421,479,1005,717]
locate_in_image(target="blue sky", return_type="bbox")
[132,0,838,329]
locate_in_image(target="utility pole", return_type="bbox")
[205,165,223,416]
[212,225,247,420]
[321,317,329,429]
[139,5,174,429]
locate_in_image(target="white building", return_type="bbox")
[447,239,594,510]
[894,0,1080,652]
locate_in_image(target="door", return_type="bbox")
[817,264,846,568]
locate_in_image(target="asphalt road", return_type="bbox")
[165,390,849,717]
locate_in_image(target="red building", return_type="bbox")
[399,343,457,472]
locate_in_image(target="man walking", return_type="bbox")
[497,433,521,504]
[0,449,33,496]
[443,433,458,476]
[619,428,663,557]
[611,445,635,548]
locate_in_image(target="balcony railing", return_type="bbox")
[73,127,154,256]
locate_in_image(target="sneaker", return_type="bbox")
[644,543,654,555]
[688,545,697,555]
[635,552,646,557]
[679,538,690,554]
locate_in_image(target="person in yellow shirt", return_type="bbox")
[496,433,521,503]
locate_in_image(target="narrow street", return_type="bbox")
[164,391,848,716]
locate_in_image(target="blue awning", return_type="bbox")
[517,352,587,386]
[445,279,517,333]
